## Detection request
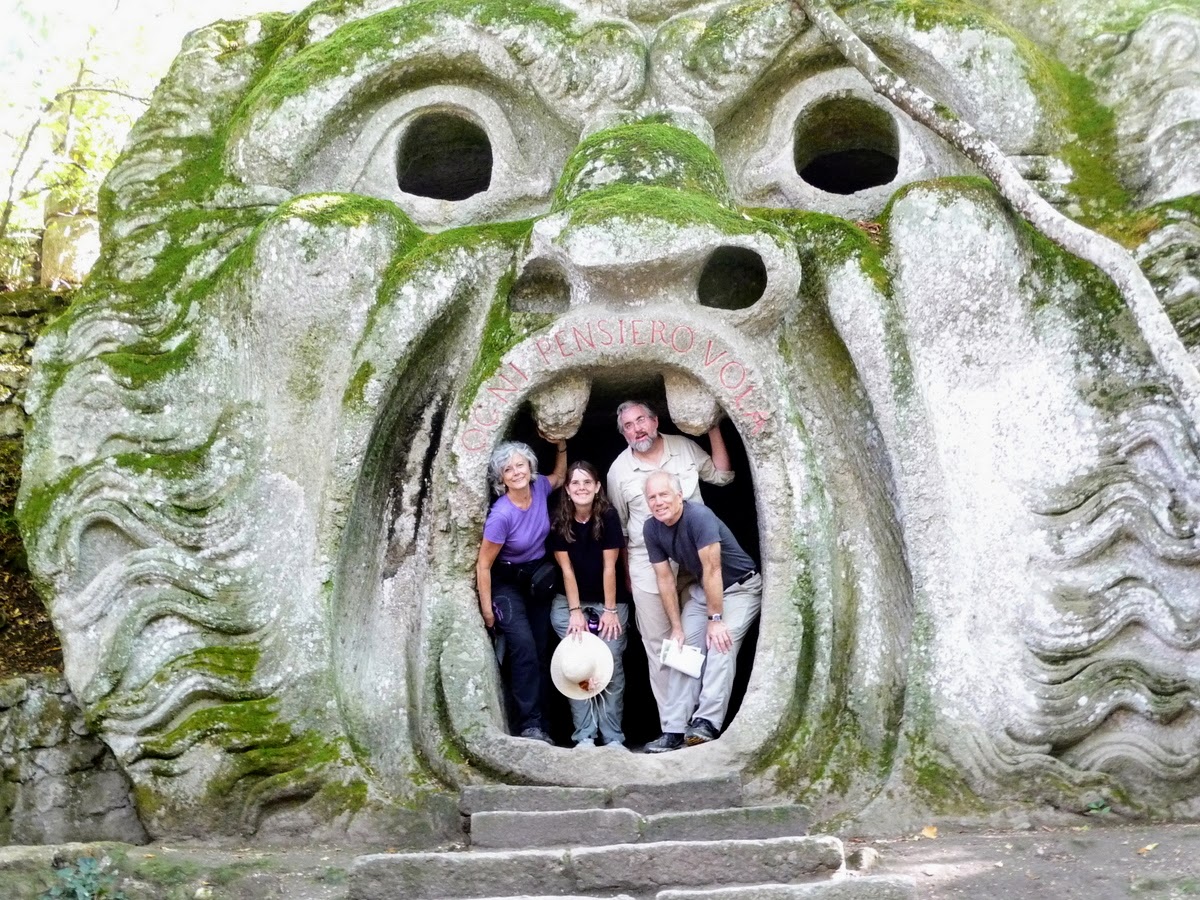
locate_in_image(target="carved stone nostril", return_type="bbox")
[509,260,571,314]
[697,246,768,310]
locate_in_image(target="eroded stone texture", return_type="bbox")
[16,0,1200,841]
[0,676,145,845]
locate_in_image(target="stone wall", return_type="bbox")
[0,290,69,438]
[0,675,145,845]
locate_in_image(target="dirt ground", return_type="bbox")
[866,822,1200,899]
[6,822,1200,900]
[0,438,61,679]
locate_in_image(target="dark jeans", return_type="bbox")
[492,563,552,734]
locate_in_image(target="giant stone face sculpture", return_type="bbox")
[18,0,1200,840]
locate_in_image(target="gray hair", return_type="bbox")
[615,400,658,434]
[642,469,682,498]
[489,441,540,495]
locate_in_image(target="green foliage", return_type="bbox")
[1,22,144,288]
[40,857,127,900]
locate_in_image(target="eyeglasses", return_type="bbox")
[620,414,654,432]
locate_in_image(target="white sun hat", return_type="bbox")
[550,632,614,700]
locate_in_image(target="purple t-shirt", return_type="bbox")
[483,475,553,563]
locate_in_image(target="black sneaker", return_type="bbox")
[519,726,554,745]
[643,732,684,753]
[684,718,718,745]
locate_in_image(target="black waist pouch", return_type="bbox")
[495,556,560,604]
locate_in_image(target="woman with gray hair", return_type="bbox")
[476,436,568,744]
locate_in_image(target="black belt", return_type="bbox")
[732,570,758,587]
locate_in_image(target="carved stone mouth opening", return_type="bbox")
[441,305,799,784]
[500,371,762,747]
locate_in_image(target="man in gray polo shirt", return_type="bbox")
[640,470,762,753]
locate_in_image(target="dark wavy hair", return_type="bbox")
[553,460,611,544]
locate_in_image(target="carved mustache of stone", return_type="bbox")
[528,369,722,440]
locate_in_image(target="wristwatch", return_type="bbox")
[707,613,723,622]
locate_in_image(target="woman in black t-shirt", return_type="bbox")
[548,461,629,748]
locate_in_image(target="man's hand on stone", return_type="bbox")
[707,620,732,653]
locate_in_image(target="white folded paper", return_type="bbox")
[659,638,704,678]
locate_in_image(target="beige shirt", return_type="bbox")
[606,433,734,592]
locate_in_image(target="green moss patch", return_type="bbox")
[563,184,763,236]
[554,123,731,209]
[238,0,582,122]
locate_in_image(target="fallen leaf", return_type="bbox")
[1137,843,1159,856]
[921,826,938,839]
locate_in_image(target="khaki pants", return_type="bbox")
[659,573,762,733]
[631,575,692,732]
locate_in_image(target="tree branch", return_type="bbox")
[0,114,47,245]
[793,0,1200,425]
[55,86,150,105]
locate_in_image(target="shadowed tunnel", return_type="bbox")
[500,372,761,747]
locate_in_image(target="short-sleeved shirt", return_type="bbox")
[643,501,755,590]
[483,475,553,563]
[606,433,734,591]
[547,506,626,606]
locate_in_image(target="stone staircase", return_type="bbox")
[348,776,916,900]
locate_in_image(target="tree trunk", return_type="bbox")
[793,0,1200,425]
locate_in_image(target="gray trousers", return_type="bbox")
[660,573,762,733]
[550,595,629,745]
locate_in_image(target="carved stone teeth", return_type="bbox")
[529,374,591,441]
[664,370,722,436]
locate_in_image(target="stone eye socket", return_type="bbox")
[793,96,899,195]
[396,112,494,201]
[697,246,768,310]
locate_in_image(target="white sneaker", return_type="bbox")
[575,738,597,748]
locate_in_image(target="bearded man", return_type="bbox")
[606,400,733,740]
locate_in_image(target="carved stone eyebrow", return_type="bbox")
[229,4,647,190]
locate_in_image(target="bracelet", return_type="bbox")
[569,606,581,612]
[603,608,617,613]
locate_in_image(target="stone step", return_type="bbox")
[471,808,641,848]
[658,878,917,899]
[609,775,744,813]
[460,775,744,817]
[469,804,811,849]
[349,835,844,900]
[460,785,610,815]
[643,804,811,843]
[424,888,914,900]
